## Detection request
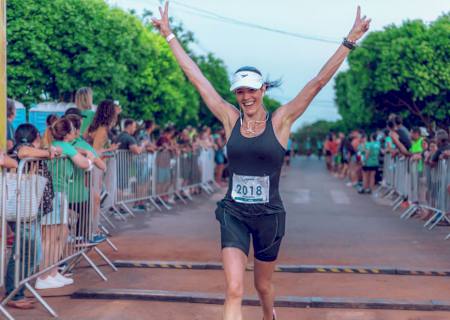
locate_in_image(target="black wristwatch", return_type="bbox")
[342,37,356,50]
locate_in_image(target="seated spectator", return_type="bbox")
[6,98,16,151]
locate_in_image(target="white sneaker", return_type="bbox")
[54,272,74,285]
[35,276,65,290]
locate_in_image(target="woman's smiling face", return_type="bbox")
[234,86,266,117]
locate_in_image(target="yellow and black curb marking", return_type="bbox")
[72,288,450,311]
[113,260,450,277]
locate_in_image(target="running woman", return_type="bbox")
[152,3,370,320]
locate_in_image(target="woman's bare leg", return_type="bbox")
[254,259,277,320]
[222,248,247,320]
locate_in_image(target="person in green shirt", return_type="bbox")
[359,132,380,194]
[75,87,96,135]
[65,111,107,244]
[409,127,426,172]
[37,117,94,290]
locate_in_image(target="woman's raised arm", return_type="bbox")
[275,6,371,127]
[152,2,238,129]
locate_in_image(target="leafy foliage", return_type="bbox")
[7,0,280,128]
[334,13,449,130]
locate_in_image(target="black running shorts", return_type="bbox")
[215,206,285,262]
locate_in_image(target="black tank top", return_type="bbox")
[220,113,286,217]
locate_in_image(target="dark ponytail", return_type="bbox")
[14,123,39,146]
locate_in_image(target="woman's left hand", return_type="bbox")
[347,6,371,42]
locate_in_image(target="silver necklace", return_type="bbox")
[240,111,269,136]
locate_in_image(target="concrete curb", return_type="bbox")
[72,289,450,311]
[112,260,450,277]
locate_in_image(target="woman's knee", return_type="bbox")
[226,280,244,300]
[254,279,272,296]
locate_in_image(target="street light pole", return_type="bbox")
[0,0,6,150]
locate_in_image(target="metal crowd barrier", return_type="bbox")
[375,153,396,198]
[104,147,217,216]
[0,147,217,318]
[379,154,450,237]
[0,167,14,320]
[1,157,116,318]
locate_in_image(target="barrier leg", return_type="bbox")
[120,203,136,217]
[423,211,439,228]
[0,305,14,320]
[25,282,58,318]
[63,254,84,275]
[445,233,450,240]
[382,188,395,199]
[392,196,404,211]
[93,247,118,272]
[373,184,384,196]
[400,204,418,220]
[81,251,108,281]
[99,224,111,237]
[112,205,127,221]
[175,191,187,204]
[148,197,162,211]
[201,183,212,194]
[427,215,444,230]
[105,238,118,252]
[101,211,116,229]
[157,196,171,210]
[181,188,193,201]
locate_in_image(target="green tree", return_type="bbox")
[7,0,280,128]
[335,13,450,130]
[7,0,199,125]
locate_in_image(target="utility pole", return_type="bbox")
[0,0,6,150]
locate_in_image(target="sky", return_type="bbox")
[108,0,448,131]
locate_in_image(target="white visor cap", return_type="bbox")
[230,70,264,92]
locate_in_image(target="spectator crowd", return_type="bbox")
[0,87,229,310]
[322,114,450,221]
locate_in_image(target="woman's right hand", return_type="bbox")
[151,1,172,37]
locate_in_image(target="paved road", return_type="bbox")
[11,157,450,320]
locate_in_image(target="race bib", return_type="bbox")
[231,174,269,204]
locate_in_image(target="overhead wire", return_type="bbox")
[170,0,341,44]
